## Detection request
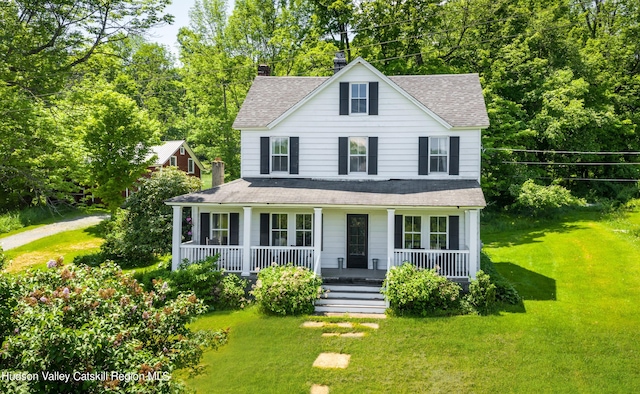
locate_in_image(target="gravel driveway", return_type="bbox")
[0,214,109,251]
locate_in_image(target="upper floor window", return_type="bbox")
[170,156,177,166]
[271,213,288,246]
[351,83,367,114]
[349,137,367,173]
[296,214,313,247]
[430,137,448,173]
[179,146,185,155]
[404,216,422,249]
[430,216,447,249]
[188,158,194,174]
[210,213,229,245]
[271,137,289,172]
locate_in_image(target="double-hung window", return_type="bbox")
[404,216,422,249]
[349,137,367,173]
[430,216,447,249]
[271,137,288,173]
[169,156,177,167]
[187,158,194,173]
[351,83,367,114]
[296,214,313,247]
[180,146,185,155]
[430,137,448,173]
[211,213,229,245]
[271,213,288,246]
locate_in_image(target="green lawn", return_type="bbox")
[180,209,640,393]
[0,206,108,239]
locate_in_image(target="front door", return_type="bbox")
[347,214,368,268]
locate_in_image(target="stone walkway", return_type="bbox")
[0,214,108,251]
[303,320,381,393]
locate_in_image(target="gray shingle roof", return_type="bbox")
[166,178,486,208]
[232,66,489,129]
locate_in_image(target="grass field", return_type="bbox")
[180,208,640,393]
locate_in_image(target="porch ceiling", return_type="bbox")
[166,178,486,208]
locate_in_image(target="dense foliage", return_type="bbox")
[135,257,248,311]
[462,271,498,315]
[383,263,462,316]
[480,252,522,305]
[100,167,201,267]
[251,264,323,316]
[510,179,587,213]
[0,259,227,393]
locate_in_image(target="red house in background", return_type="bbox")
[148,140,204,178]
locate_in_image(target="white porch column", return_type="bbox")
[387,209,395,271]
[171,206,182,271]
[468,209,479,279]
[191,206,200,244]
[242,206,252,276]
[313,208,323,276]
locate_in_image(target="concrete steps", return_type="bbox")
[315,284,387,314]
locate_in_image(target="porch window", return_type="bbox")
[429,137,448,173]
[351,83,367,114]
[271,137,288,172]
[210,213,229,245]
[430,216,447,249]
[296,214,312,246]
[271,213,288,246]
[349,137,367,172]
[187,158,194,174]
[404,216,421,249]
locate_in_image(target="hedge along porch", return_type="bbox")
[167,178,484,281]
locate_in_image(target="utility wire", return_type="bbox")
[502,161,640,166]
[487,148,640,155]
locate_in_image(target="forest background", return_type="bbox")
[2,0,639,212]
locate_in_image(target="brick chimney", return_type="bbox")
[333,51,347,74]
[257,64,271,76]
[212,158,225,188]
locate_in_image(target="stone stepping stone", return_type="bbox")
[335,322,353,328]
[301,321,325,328]
[360,323,379,329]
[311,384,329,394]
[321,332,341,337]
[313,353,351,369]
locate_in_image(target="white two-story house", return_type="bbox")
[166,56,489,285]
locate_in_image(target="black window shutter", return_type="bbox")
[259,213,269,246]
[418,137,429,175]
[260,137,270,174]
[339,82,349,115]
[289,137,299,174]
[449,216,459,250]
[368,137,378,175]
[369,82,378,115]
[449,136,460,176]
[200,213,210,245]
[338,137,348,175]
[394,215,403,249]
[229,213,240,245]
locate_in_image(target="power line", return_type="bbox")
[502,161,640,166]
[514,176,640,182]
[487,148,640,155]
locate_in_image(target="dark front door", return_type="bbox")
[347,214,368,269]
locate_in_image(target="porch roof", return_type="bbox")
[166,178,486,208]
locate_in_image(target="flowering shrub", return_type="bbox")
[462,271,497,315]
[251,264,323,316]
[0,260,227,393]
[382,263,462,316]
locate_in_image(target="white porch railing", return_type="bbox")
[250,246,315,272]
[393,249,471,278]
[179,244,243,272]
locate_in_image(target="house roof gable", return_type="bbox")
[232,57,489,129]
[149,140,205,171]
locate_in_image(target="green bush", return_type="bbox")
[251,264,323,316]
[463,271,497,315]
[510,179,586,213]
[0,260,227,393]
[480,253,522,304]
[100,167,201,268]
[135,256,248,311]
[382,263,462,316]
[0,245,7,270]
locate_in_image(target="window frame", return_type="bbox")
[350,83,368,114]
[271,213,288,246]
[403,215,422,249]
[348,137,368,173]
[187,158,194,174]
[429,136,449,174]
[210,213,230,245]
[271,137,289,173]
[295,213,313,247]
[179,146,185,155]
[169,155,177,167]
[429,216,448,250]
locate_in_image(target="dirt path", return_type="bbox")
[0,214,109,251]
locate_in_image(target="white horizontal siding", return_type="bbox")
[240,63,481,180]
